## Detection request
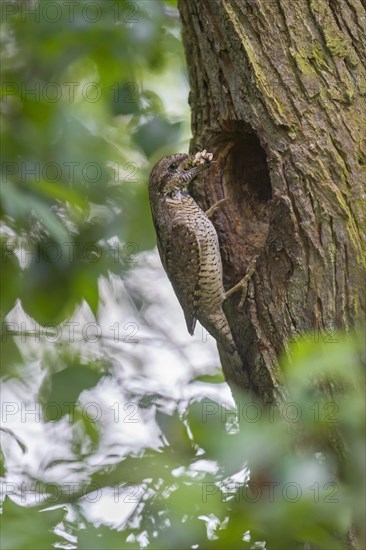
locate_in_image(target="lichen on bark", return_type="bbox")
[178,0,366,403]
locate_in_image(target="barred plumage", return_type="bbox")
[149,152,246,386]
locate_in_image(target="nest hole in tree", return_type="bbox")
[212,121,272,281]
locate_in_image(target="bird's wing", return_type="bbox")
[162,221,201,336]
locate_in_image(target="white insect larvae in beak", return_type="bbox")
[193,150,214,166]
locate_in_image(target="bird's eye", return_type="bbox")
[170,163,177,170]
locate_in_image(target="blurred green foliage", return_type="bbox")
[1,0,186,326]
[1,335,365,549]
[0,2,365,550]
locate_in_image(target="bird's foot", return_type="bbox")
[224,259,257,308]
[205,198,228,218]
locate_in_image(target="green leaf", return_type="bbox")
[133,117,182,157]
[0,182,69,245]
[0,498,66,550]
[74,269,100,316]
[40,364,104,421]
[32,179,86,208]
[193,372,225,384]
[0,240,21,319]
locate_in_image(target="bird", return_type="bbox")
[148,151,249,389]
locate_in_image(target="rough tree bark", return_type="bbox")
[178,0,366,405]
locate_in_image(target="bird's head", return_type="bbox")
[149,152,213,198]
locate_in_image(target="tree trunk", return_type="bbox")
[178,0,366,404]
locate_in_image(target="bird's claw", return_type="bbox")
[224,259,257,308]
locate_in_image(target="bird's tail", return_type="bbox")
[203,312,249,391]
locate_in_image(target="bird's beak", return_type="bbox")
[182,157,213,180]
[177,164,207,191]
